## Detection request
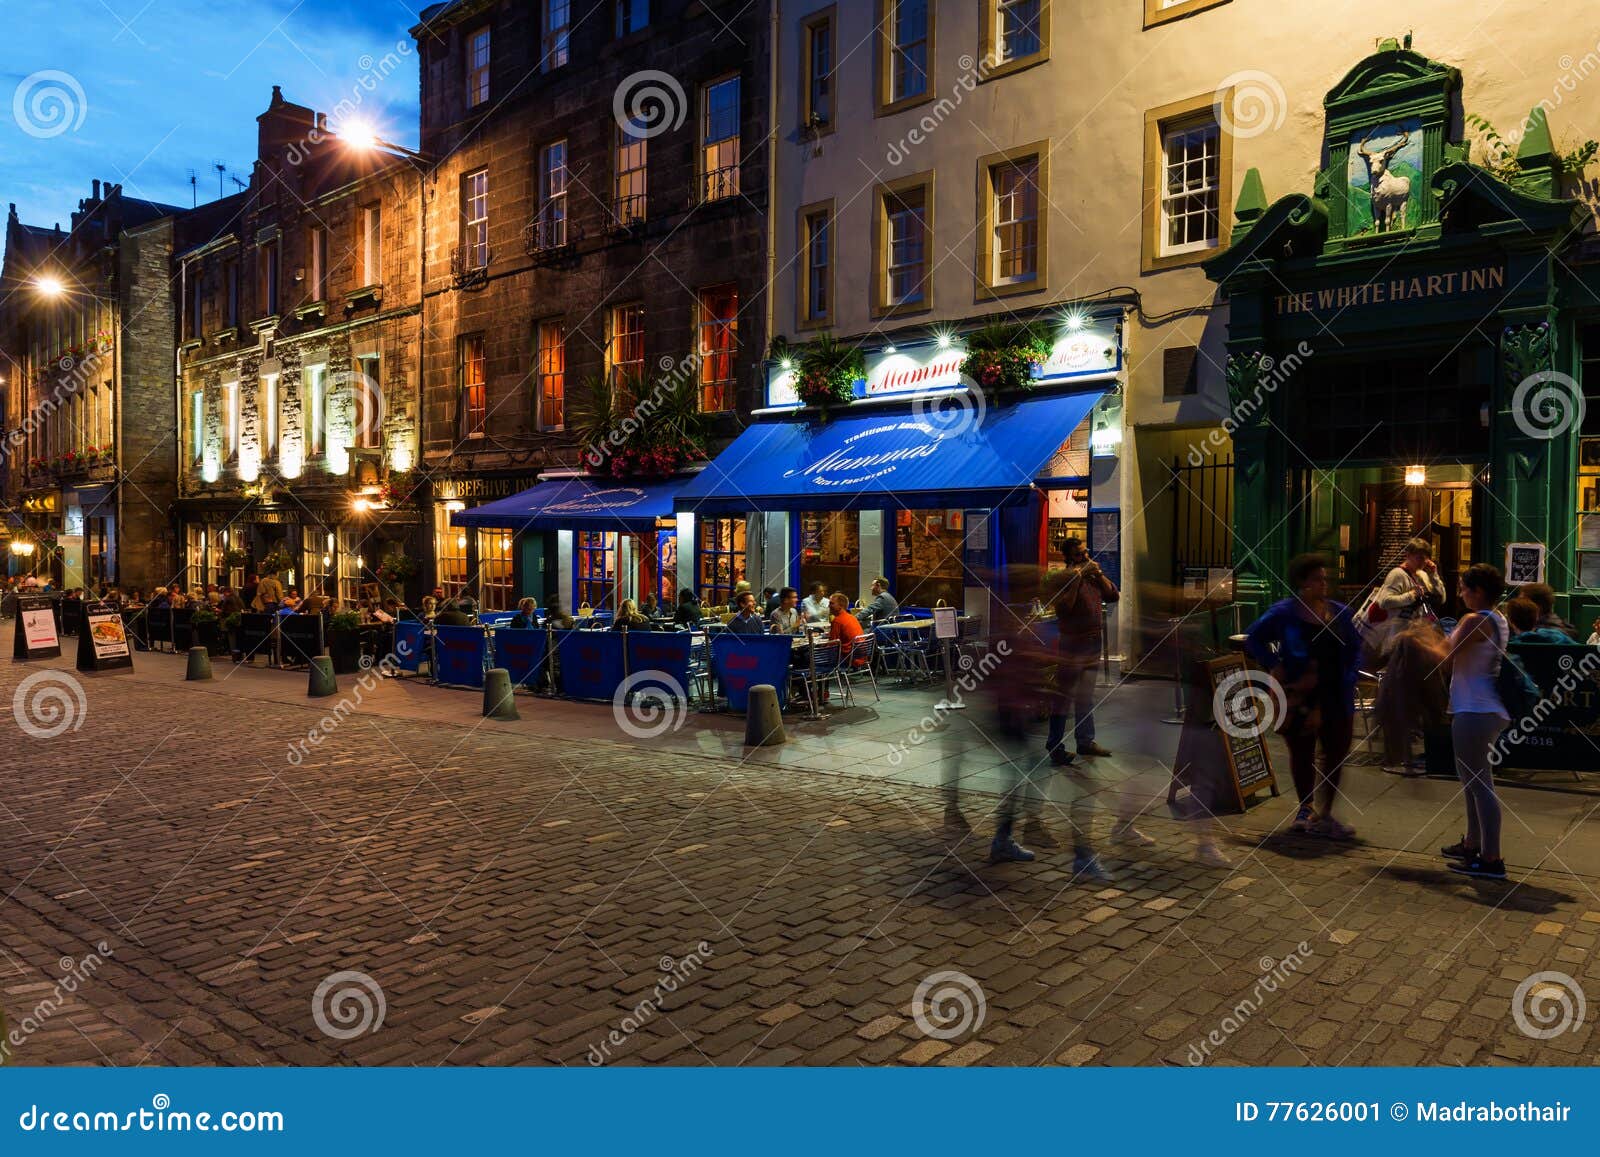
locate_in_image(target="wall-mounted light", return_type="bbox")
[779,358,793,371]
[1064,311,1087,332]
[456,534,467,550]
[883,345,897,355]
[444,500,466,513]
[352,497,372,513]
[1404,465,1427,487]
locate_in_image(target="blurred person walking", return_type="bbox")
[1043,536,1118,765]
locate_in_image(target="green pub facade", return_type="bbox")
[1206,39,1600,632]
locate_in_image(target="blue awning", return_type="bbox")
[675,390,1104,513]
[450,475,691,531]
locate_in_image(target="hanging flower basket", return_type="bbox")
[376,553,419,585]
[780,334,865,418]
[259,546,295,577]
[958,323,1051,396]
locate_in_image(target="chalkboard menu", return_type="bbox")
[76,602,133,673]
[13,595,61,659]
[1205,654,1280,810]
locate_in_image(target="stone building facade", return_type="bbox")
[410,0,771,610]
[173,87,423,604]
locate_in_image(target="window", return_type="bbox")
[874,175,932,315]
[615,0,647,36]
[983,0,1048,71]
[606,305,645,390]
[355,354,380,449]
[537,321,565,430]
[1142,93,1231,272]
[187,526,206,592]
[360,205,382,285]
[701,76,740,201]
[459,334,486,437]
[223,381,239,462]
[543,0,570,70]
[697,286,738,413]
[576,532,617,610]
[977,145,1047,297]
[190,390,204,465]
[1144,0,1231,28]
[304,364,326,459]
[260,373,279,461]
[301,526,333,601]
[538,141,568,247]
[467,26,491,107]
[435,504,469,596]
[881,0,930,110]
[477,531,514,610]
[698,518,746,606]
[307,226,326,302]
[259,241,279,316]
[799,202,833,327]
[224,259,239,328]
[463,169,489,270]
[614,124,648,226]
[337,527,365,606]
[801,11,834,130]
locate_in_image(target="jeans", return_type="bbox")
[1046,658,1098,757]
[1452,712,1508,858]
[992,705,1049,835]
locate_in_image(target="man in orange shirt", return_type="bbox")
[817,593,866,705]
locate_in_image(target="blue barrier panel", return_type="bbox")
[552,629,626,701]
[432,625,487,689]
[711,633,793,712]
[626,630,693,699]
[391,620,427,673]
[493,628,548,687]
[479,612,516,627]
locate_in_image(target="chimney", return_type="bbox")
[92,179,101,200]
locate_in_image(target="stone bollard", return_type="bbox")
[185,646,214,681]
[483,668,520,720]
[744,684,787,747]
[307,655,338,698]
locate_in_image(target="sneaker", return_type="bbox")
[1072,849,1113,882]
[1195,842,1233,869]
[1449,855,1507,880]
[1381,765,1406,776]
[990,835,1035,863]
[1439,839,1474,860]
[1022,820,1059,850]
[942,806,971,833]
[1309,816,1357,841]
[1077,742,1113,758]
[1401,766,1428,778]
[1111,823,1155,847]
[1289,805,1315,833]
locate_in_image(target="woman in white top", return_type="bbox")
[1440,563,1510,880]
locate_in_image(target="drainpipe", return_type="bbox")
[759,0,781,586]
[174,250,186,585]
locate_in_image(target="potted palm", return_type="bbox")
[328,609,364,675]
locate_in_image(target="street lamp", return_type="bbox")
[33,274,66,298]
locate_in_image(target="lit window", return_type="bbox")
[1161,120,1221,254]
[190,390,204,465]
[537,322,565,430]
[697,286,738,413]
[543,0,570,70]
[607,304,645,392]
[477,531,514,610]
[467,26,491,107]
[435,504,469,596]
[355,354,380,449]
[701,77,740,202]
[260,373,279,461]
[307,226,326,301]
[576,532,616,610]
[614,124,648,226]
[223,381,239,461]
[361,205,382,285]
[459,334,486,437]
[991,157,1039,283]
[303,364,327,458]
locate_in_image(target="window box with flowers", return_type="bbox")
[770,334,866,419]
[572,371,708,480]
[958,322,1052,397]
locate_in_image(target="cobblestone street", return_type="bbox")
[2,654,1597,1068]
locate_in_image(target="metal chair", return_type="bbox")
[791,639,844,717]
[844,632,881,702]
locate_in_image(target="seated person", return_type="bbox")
[299,587,330,616]
[863,576,898,624]
[1506,596,1573,644]
[372,598,400,625]
[433,598,475,627]
[761,587,780,615]
[727,591,767,635]
[769,587,803,635]
[1518,581,1580,640]
[637,594,659,619]
[1589,618,1600,647]
[828,592,866,663]
[612,599,649,630]
[801,581,832,623]
[508,597,539,630]
[674,589,703,627]
[543,597,576,631]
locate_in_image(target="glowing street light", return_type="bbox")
[33,275,66,298]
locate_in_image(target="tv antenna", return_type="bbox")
[186,168,198,207]
[213,161,227,200]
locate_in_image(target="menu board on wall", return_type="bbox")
[1089,509,1121,591]
[13,595,61,660]
[76,602,133,673]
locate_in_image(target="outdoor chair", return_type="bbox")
[844,633,880,702]
[791,639,845,718]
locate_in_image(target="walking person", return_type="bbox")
[982,620,1061,863]
[1441,564,1512,880]
[1043,537,1118,765]
[1244,553,1362,839]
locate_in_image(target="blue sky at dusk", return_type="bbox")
[0,0,422,247]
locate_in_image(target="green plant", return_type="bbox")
[377,553,418,584]
[222,611,242,631]
[959,322,1051,395]
[1466,113,1599,181]
[191,607,219,626]
[572,370,707,478]
[329,610,362,632]
[791,334,864,413]
[259,545,294,576]
[221,547,248,570]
